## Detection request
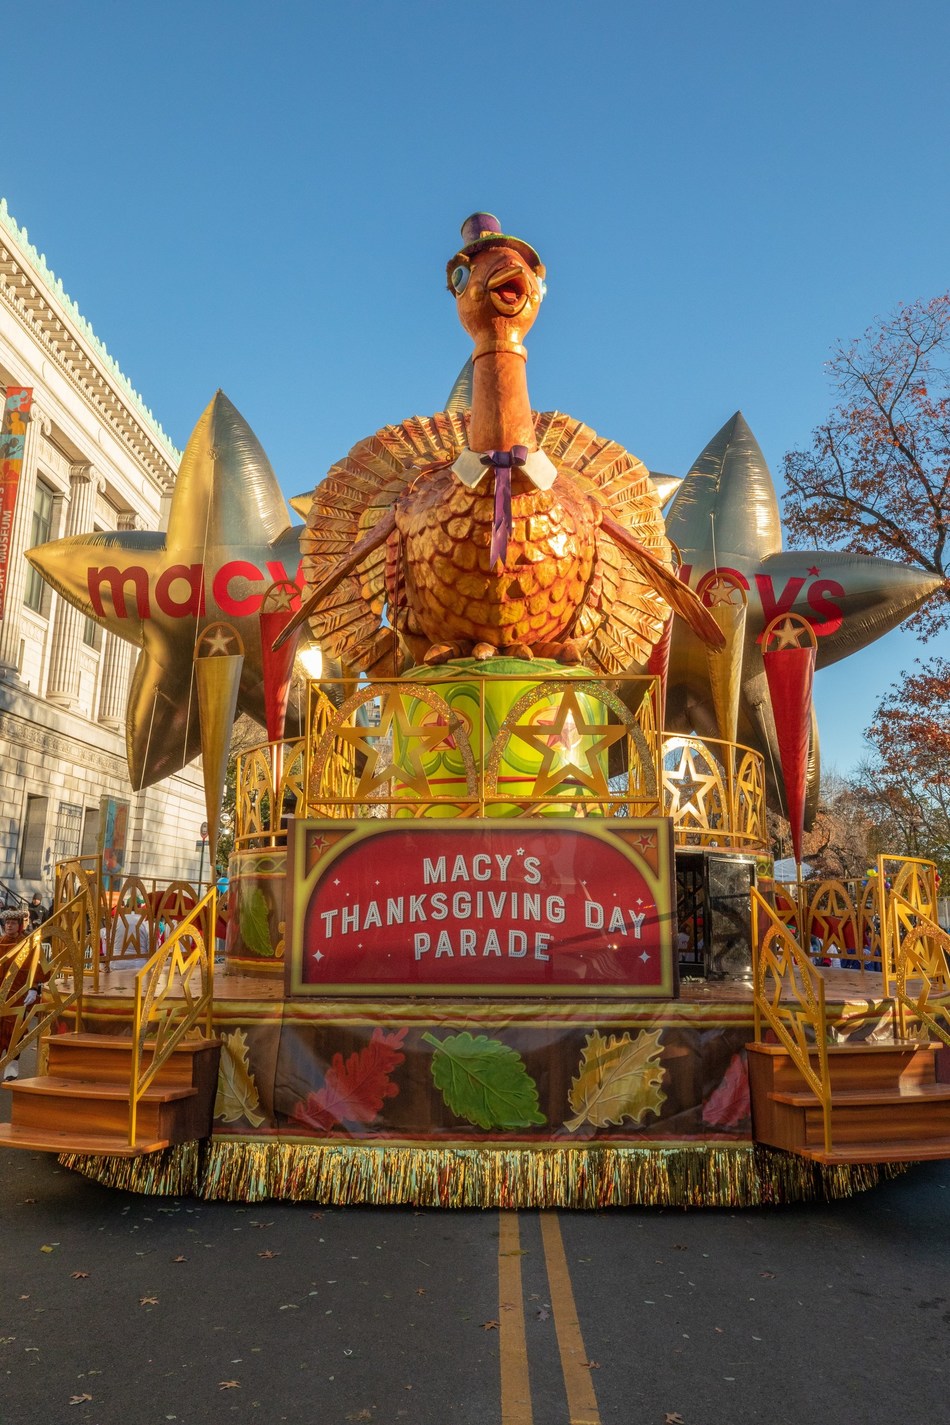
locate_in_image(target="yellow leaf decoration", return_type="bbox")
[214,1028,266,1127]
[564,1028,666,1132]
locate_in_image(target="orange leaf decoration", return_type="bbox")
[291,1028,407,1132]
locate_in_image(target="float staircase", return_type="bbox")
[747,1040,950,1164]
[0,1033,220,1158]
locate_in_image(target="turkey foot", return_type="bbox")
[472,642,499,660]
[423,641,469,666]
[534,639,584,665]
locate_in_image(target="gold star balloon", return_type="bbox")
[663,412,943,816]
[25,392,304,788]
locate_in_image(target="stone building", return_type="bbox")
[0,199,205,904]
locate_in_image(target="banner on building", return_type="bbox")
[0,387,33,619]
[100,796,131,888]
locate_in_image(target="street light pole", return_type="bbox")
[197,821,209,889]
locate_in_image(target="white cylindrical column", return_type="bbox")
[45,463,99,707]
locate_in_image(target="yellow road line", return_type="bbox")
[498,1211,533,1425]
[539,1211,601,1425]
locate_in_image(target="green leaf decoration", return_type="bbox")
[422,1031,546,1130]
[239,886,274,958]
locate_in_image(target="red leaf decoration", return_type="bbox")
[291,1028,407,1132]
[701,1051,751,1130]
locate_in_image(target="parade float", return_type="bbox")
[2,215,950,1208]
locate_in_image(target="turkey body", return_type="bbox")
[391,465,598,649]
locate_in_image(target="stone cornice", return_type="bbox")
[0,707,126,779]
[0,199,181,493]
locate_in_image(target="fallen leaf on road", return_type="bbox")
[582,1360,600,1369]
[172,1256,187,1263]
[69,1395,93,1405]
[415,1288,426,1296]
[759,1271,776,1279]
[258,1250,279,1260]
[665,1414,685,1424]
[140,1296,159,1306]
[536,1307,550,1321]
[70,1272,89,1280]
[218,1380,241,1390]
[40,1245,54,1253]
[480,1320,499,1331]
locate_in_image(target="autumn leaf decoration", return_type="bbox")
[239,885,274,958]
[214,1028,266,1127]
[423,1031,546,1131]
[291,1028,407,1132]
[564,1028,666,1132]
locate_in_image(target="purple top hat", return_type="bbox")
[447,213,543,285]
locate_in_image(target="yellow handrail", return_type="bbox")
[887,891,950,1048]
[129,888,216,1145]
[0,895,89,1076]
[751,887,832,1155]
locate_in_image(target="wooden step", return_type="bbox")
[796,1138,950,1165]
[776,1085,950,1146]
[746,1040,940,1093]
[6,1075,196,1140]
[43,1033,218,1088]
[0,1122,172,1157]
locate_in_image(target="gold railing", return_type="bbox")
[662,734,766,849]
[232,676,767,851]
[773,855,942,975]
[751,886,832,1155]
[129,888,216,1145]
[0,895,91,1077]
[886,891,950,1048]
[305,674,662,819]
[100,876,212,971]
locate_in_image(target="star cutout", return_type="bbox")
[509,686,628,798]
[198,623,242,658]
[25,392,304,788]
[336,690,455,799]
[664,411,942,808]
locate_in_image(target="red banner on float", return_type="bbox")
[0,387,32,619]
[288,819,675,998]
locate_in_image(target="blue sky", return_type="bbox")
[4,0,948,772]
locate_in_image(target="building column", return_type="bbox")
[96,511,139,728]
[0,403,52,677]
[45,462,101,707]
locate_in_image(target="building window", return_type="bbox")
[81,806,100,858]
[83,615,99,648]
[54,803,83,861]
[23,481,54,614]
[19,795,49,878]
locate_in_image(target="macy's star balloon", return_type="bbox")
[663,412,943,818]
[25,392,304,789]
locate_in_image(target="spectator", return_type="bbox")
[1,909,45,1081]
[27,893,45,932]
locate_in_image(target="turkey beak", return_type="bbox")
[486,263,529,316]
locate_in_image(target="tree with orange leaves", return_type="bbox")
[783,294,950,639]
[853,656,950,879]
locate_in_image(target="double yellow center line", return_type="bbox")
[498,1211,601,1425]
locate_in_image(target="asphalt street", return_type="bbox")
[1,1090,949,1425]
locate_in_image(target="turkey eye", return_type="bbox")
[450,265,470,294]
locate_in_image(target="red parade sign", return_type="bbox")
[288,819,675,998]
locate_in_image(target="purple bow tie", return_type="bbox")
[481,445,528,569]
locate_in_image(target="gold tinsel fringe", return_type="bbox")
[59,1140,908,1209]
